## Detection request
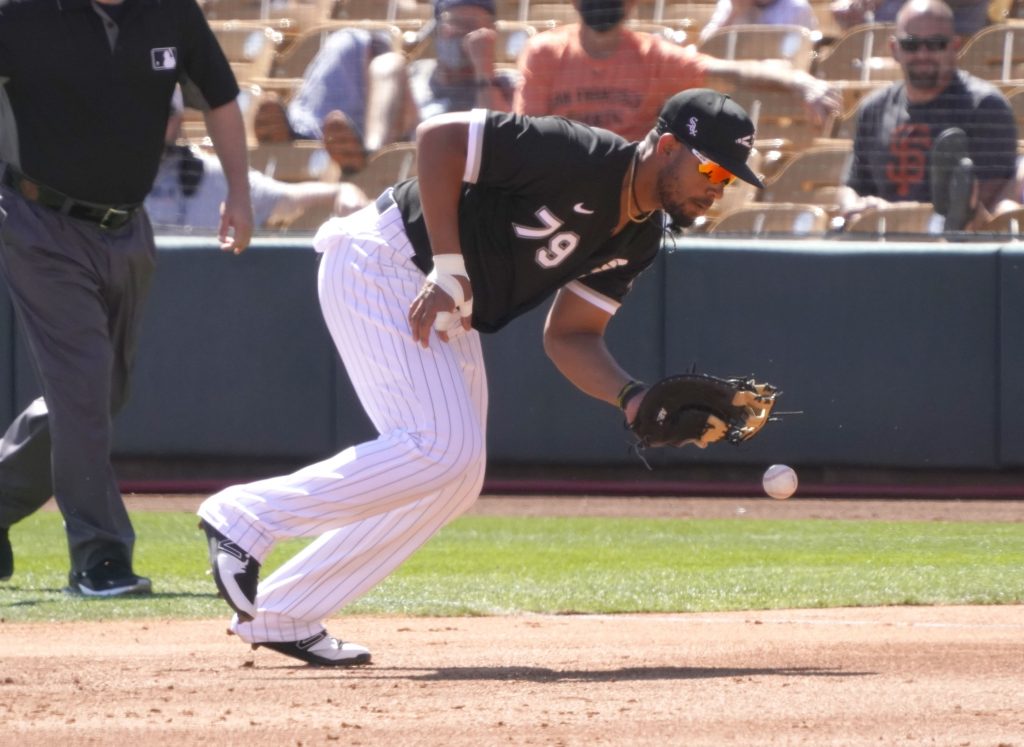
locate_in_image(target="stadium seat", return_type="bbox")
[829,79,888,126]
[814,22,897,82]
[209,22,284,84]
[698,24,820,71]
[958,22,1024,83]
[273,198,338,231]
[201,0,265,21]
[492,21,538,64]
[809,0,844,43]
[1005,86,1024,134]
[842,202,941,236]
[203,0,338,32]
[726,87,835,151]
[495,0,527,21]
[248,141,339,183]
[627,0,658,20]
[264,21,403,80]
[656,2,719,34]
[526,2,578,24]
[395,0,434,22]
[349,142,418,201]
[759,145,853,207]
[623,21,689,44]
[830,99,865,140]
[709,203,830,236]
[336,0,428,21]
[979,206,1024,233]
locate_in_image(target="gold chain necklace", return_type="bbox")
[626,148,653,224]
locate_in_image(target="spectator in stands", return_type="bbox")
[831,0,989,38]
[360,0,516,151]
[152,96,367,231]
[837,0,1017,230]
[514,0,841,143]
[699,0,820,43]
[254,0,513,169]
[252,27,392,174]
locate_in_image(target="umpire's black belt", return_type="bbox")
[1,167,141,230]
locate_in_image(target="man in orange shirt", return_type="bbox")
[515,0,840,142]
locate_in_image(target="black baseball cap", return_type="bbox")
[656,89,764,189]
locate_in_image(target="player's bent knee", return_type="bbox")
[405,429,486,488]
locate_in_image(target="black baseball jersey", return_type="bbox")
[393,110,663,333]
[845,70,1017,202]
[0,0,238,205]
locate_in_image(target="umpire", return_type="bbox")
[0,0,253,595]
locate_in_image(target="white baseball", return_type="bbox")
[762,464,798,500]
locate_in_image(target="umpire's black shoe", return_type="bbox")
[0,527,12,582]
[199,519,259,622]
[66,559,153,597]
[254,630,372,667]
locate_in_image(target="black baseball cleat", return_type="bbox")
[253,630,372,667]
[66,559,153,597]
[0,526,12,582]
[199,519,260,622]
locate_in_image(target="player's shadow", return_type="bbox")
[369,666,872,682]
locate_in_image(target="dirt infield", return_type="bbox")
[2,496,1022,746]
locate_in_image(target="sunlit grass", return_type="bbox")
[1,511,1020,622]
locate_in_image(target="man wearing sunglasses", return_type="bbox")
[839,0,1017,231]
[196,89,766,667]
[832,0,989,39]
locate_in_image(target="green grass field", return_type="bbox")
[1,510,1021,622]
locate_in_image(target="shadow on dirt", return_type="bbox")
[271,665,873,681]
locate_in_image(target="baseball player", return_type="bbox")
[198,89,765,666]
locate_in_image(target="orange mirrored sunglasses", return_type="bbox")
[692,148,737,187]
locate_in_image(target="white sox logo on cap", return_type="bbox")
[655,88,765,189]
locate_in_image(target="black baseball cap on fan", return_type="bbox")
[655,89,765,189]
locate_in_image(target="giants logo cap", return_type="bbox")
[656,89,765,188]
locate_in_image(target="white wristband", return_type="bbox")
[426,253,473,329]
[426,253,469,310]
[431,253,467,276]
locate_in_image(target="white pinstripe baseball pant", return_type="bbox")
[198,196,488,644]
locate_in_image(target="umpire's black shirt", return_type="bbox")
[0,0,238,205]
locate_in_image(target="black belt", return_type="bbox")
[375,189,395,214]
[1,167,141,230]
[373,187,429,273]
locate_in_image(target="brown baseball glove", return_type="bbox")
[627,374,779,449]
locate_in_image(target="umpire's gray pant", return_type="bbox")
[0,184,155,575]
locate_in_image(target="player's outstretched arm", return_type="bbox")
[542,287,641,419]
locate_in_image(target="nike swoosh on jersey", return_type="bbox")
[573,203,595,215]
